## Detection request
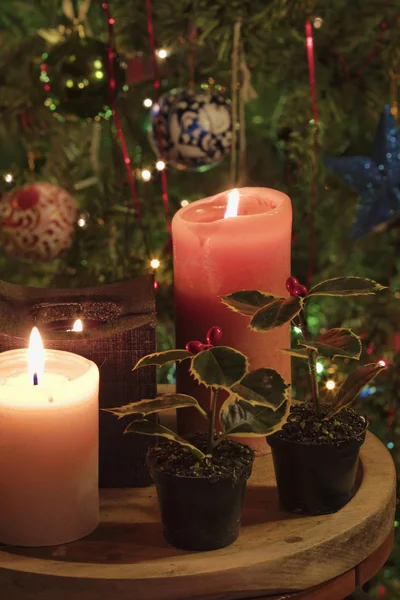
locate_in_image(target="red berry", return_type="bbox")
[206,326,223,345]
[286,276,308,297]
[297,284,308,297]
[186,340,205,354]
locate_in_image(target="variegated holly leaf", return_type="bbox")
[281,348,308,359]
[133,349,192,370]
[308,277,386,297]
[190,346,248,389]
[219,395,290,438]
[125,420,205,459]
[232,368,289,410]
[220,290,281,316]
[104,393,206,419]
[325,363,386,419]
[298,328,361,360]
[250,296,303,331]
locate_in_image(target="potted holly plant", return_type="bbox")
[221,276,387,515]
[106,326,290,551]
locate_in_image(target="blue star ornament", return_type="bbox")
[325,105,400,238]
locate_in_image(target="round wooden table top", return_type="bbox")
[0,432,395,600]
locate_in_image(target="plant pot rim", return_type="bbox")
[147,442,254,484]
[148,464,249,483]
[268,418,368,448]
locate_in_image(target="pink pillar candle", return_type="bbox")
[172,187,292,452]
[0,348,99,547]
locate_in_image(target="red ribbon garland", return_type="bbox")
[145,0,171,233]
[305,20,319,286]
[336,19,388,81]
[101,1,151,255]
[305,21,319,126]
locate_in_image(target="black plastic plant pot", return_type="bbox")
[267,430,366,515]
[148,461,253,551]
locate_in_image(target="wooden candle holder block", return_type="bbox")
[0,275,156,488]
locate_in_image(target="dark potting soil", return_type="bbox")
[147,433,254,483]
[273,403,367,444]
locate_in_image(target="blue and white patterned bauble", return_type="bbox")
[148,88,232,171]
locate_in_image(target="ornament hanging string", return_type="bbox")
[185,25,198,90]
[145,0,171,233]
[238,50,257,183]
[390,69,400,120]
[305,19,319,285]
[90,121,101,179]
[230,21,256,186]
[230,18,241,186]
[387,228,400,291]
[100,1,151,257]
[20,108,37,181]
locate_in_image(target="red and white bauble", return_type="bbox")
[0,183,77,260]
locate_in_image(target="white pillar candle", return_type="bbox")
[0,328,99,547]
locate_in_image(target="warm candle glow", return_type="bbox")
[224,189,239,219]
[72,319,83,332]
[28,327,44,385]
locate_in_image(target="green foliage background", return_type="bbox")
[0,1,399,595]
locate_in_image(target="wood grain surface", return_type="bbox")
[0,432,395,600]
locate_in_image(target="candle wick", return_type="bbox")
[33,372,38,386]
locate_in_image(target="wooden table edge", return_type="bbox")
[0,434,395,600]
[253,529,394,600]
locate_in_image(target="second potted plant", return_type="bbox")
[222,276,387,515]
[107,326,290,550]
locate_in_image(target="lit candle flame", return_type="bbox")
[72,319,83,332]
[28,327,44,385]
[224,189,239,219]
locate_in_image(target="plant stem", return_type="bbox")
[298,310,321,419]
[207,388,219,454]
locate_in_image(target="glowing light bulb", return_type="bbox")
[93,59,102,69]
[143,98,153,108]
[72,319,83,332]
[4,173,13,183]
[157,49,168,59]
[141,169,152,181]
[325,380,336,391]
[378,359,387,367]
[78,217,86,227]
[95,70,104,80]
[316,362,323,374]
[224,188,239,219]
[156,160,165,171]
[293,325,302,334]
[181,199,189,207]
[150,258,160,269]
[313,17,323,28]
